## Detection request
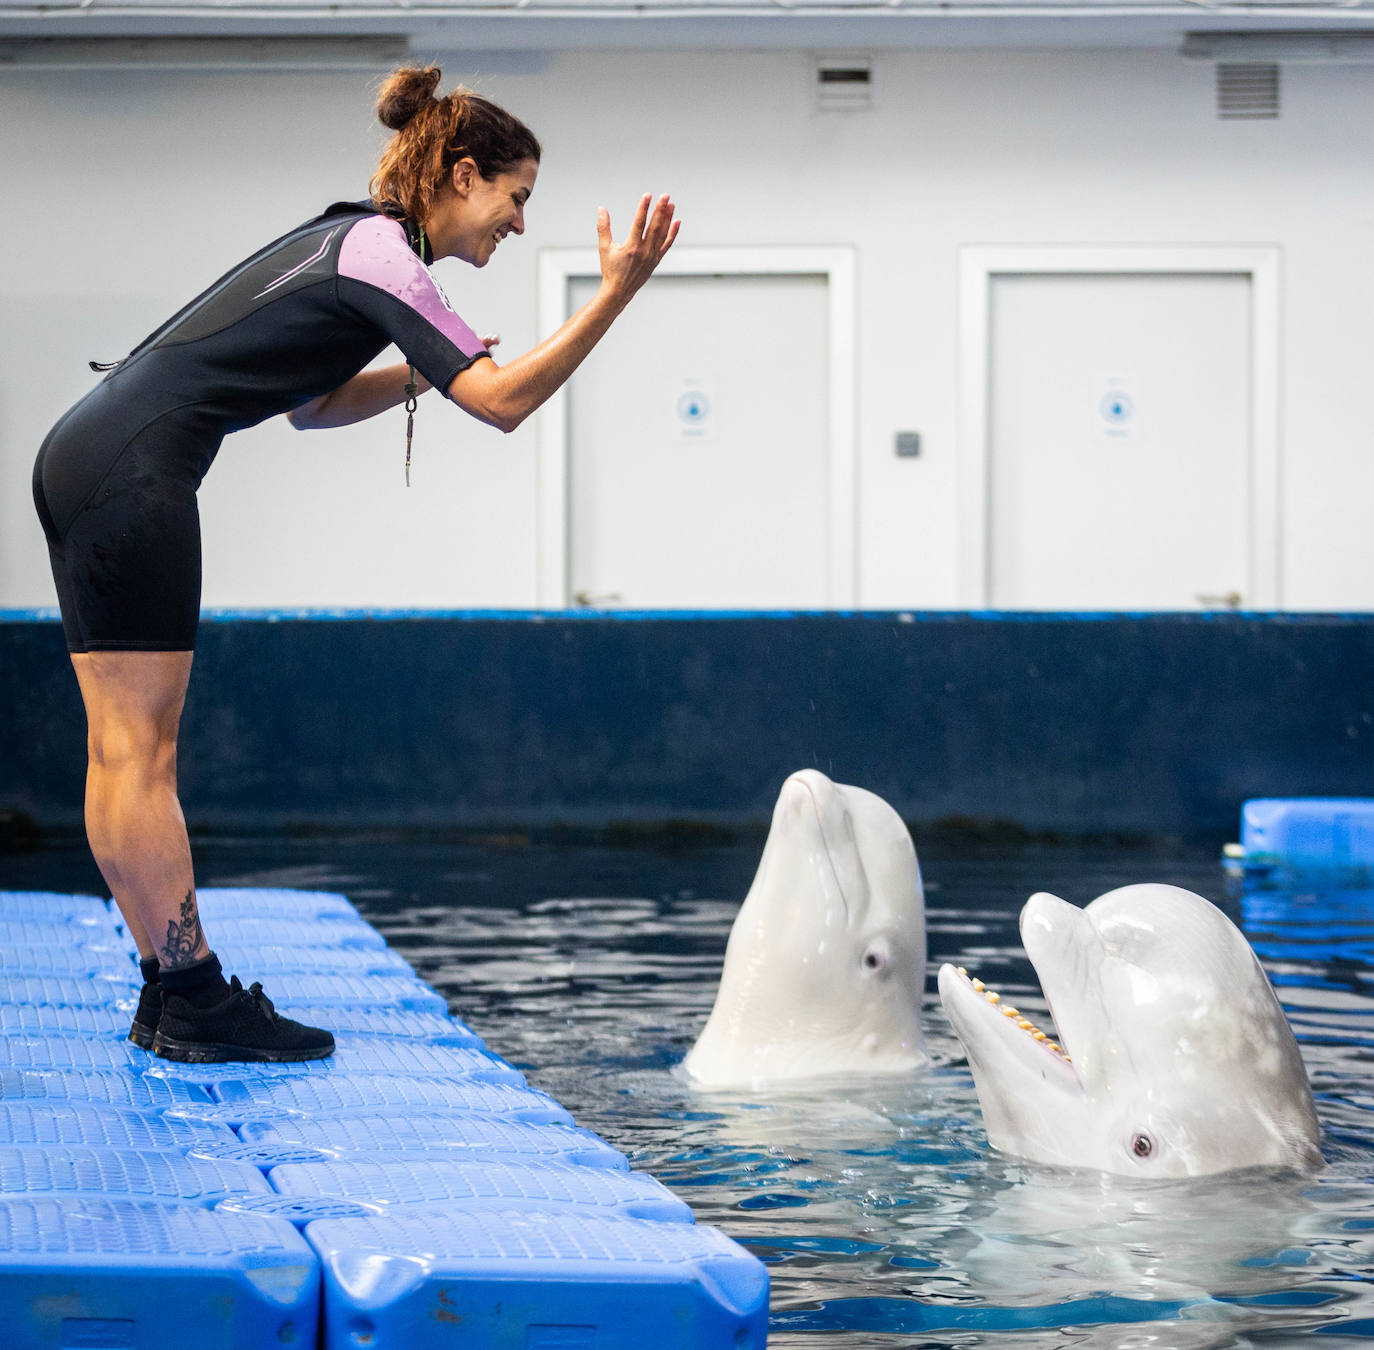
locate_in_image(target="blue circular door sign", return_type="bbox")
[677,391,711,428]
[1100,391,1134,426]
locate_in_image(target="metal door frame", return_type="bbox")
[536,246,856,609]
[957,245,1281,609]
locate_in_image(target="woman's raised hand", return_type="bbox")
[596,193,681,307]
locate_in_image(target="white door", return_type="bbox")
[987,271,1254,610]
[565,272,831,609]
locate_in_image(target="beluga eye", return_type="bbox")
[1130,1132,1154,1159]
[863,947,887,972]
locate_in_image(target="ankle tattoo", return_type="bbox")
[160,890,205,968]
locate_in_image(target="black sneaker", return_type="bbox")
[128,980,163,1051]
[152,976,335,1063]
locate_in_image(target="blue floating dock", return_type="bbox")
[0,1144,272,1205]
[0,888,768,1349]
[307,1207,768,1350]
[1230,797,1374,880]
[265,1156,695,1222]
[0,1197,319,1350]
[144,1037,526,1085]
[239,1112,631,1169]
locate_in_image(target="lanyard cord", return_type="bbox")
[404,364,417,487]
[404,223,427,487]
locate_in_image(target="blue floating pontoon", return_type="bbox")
[239,1112,631,1169]
[1232,797,1374,878]
[0,945,138,979]
[0,1101,237,1151]
[146,1038,526,1087]
[0,919,136,953]
[194,887,361,920]
[0,1034,147,1073]
[266,972,448,1014]
[266,1156,695,1222]
[0,888,768,1349]
[0,1004,134,1039]
[0,974,138,1008]
[0,892,112,922]
[291,1006,484,1046]
[0,1144,271,1206]
[0,1067,211,1111]
[174,1073,574,1128]
[199,915,387,950]
[0,1197,319,1350]
[307,1206,768,1350]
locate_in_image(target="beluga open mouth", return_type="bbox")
[948,965,1067,1061]
[938,883,1323,1180]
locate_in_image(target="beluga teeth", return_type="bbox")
[960,968,1069,1061]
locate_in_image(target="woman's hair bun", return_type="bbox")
[376,66,442,132]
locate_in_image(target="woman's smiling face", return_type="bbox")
[436,156,538,268]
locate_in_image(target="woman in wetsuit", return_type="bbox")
[31,66,680,1063]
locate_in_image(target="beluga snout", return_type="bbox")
[939,883,1322,1179]
[683,769,929,1089]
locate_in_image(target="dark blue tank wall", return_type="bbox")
[2,612,1371,840]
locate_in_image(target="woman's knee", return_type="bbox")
[87,718,179,783]
[73,650,192,770]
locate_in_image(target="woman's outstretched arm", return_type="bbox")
[286,363,429,431]
[447,193,680,435]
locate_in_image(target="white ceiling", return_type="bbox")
[2,0,1374,57]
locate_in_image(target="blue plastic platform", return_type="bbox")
[0,887,768,1348]
[0,1144,271,1205]
[0,1197,319,1350]
[0,1067,210,1111]
[239,1112,631,1169]
[0,1004,134,1039]
[265,972,447,1014]
[0,919,136,952]
[211,943,414,976]
[266,1156,694,1222]
[0,974,138,1007]
[0,892,111,921]
[1235,797,1374,875]
[0,1034,147,1072]
[171,1074,574,1128]
[146,1038,526,1086]
[199,915,387,950]
[0,1101,236,1150]
[307,1206,768,1350]
[194,887,360,920]
[0,945,137,978]
[294,1006,484,1046]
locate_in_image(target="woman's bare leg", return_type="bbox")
[70,649,208,969]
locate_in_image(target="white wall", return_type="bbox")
[3,48,1372,612]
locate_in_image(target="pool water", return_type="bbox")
[10,836,1374,1346]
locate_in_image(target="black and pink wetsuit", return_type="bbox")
[32,200,491,653]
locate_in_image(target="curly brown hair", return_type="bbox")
[370,66,542,225]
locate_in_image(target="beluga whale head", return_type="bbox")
[938,883,1322,1179]
[683,769,928,1089]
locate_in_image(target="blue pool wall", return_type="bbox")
[3,610,1371,839]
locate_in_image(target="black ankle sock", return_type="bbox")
[139,957,160,986]
[159,952,231,1008]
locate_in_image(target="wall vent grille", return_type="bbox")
[815,57,873,112]
[1217,63,1281,119]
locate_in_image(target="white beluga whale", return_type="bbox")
[683,769,928,1088]
[938,883,1322,1178]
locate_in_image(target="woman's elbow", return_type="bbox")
[286,399,327,431]
[466,398,525,435]
[450,369,527,435]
